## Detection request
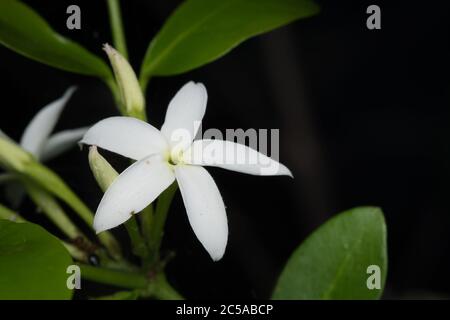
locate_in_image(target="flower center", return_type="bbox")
[167,148,184,166]
[168,157,177,166]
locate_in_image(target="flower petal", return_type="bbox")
[80,117,168,161]
[182,139,293,177]
[20,87,76,157]
[40,127,88,162]
[94,155,175,233]
[175,165,228,261]
[161,82,207,151]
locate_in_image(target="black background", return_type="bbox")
[1,0,450,299]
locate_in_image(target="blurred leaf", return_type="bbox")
[272,207,387,300]
[0,203,24,222]
[0,137,121,259]
[24,180,82,240]
[0,219,73,299]
[0,136,32,172]
[0,137,91,223]
[23,161,122,259]
[0,0,112,78]
[140,0,319,79]
[24,161,94,225]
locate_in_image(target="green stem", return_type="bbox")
[78,263,148,289]
[148,273,184,300]
[148,182,178,264]
[63,242,88,262]
[139,74,151,95]
[24,181,84,240]
[64,191,122,261]
[125,216,148,259]
[93,290,139,300]
[139,204,154,245]
[107,0,128,59]
[79,263,184,299]
[24,162,122,260]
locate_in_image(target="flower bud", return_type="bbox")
[103,44,146,120]
[88,146,118,192]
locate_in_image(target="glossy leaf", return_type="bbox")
[0,0,112,78]
[140,0,319,79]
[0,220,73,299]
[272,207,388,300]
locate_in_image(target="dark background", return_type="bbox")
[1,0,449,299]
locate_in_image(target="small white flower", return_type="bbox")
[81,82,292,261]
[0,87,88,206]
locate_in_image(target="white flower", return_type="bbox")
[81,82,292,261]
[0,87,88,206]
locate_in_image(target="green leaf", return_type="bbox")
[0,0,112,78]
[272,207,388,300]
[0,220,73,299]
[140,0,319,80]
